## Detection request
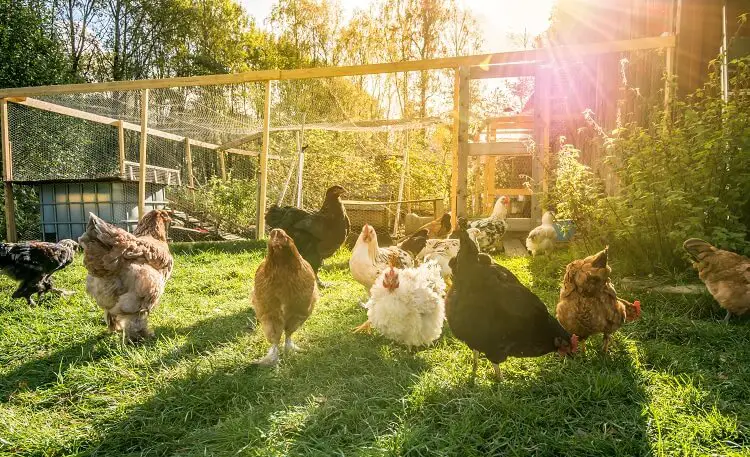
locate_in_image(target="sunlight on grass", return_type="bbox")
[0,242,748,455]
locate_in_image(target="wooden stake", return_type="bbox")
[257,80,271,239]
[219,150,227,180]
[1,99,16,241]
[450,68,460,229]
[456,66,470,219]
[295,125,305,209]
[533,65,551,224]
[117,120,126,177]
[184,138,194,190]
[138,89,149,220]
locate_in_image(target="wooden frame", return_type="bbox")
[0,36,675,98]
[117,120,126,176]
[1,99,16,241]
[256,80,271,239]
[184,138,194,189]
[138,89,149,220]
[455,66,470,219]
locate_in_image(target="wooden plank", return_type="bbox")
[494,188,532,196]
[8,97,260,157]
[484,156,496,213]
[256,80,271,239]
[470,62,538,80]
[138,89,148,220]
[0,36,676,98]
[219,150,227,180]
[450,68,460,230]
[456,66,470,218]
[532,65,552,224]
[1,99,16,242]
[184,138,194,189]
[117,120,125,176]
[468,142,530,156]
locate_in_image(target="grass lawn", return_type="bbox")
[0,241,748,456]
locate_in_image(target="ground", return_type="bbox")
[0,241,748,456]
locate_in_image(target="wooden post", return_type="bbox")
[295,127,305,209]
[393,148,409,236]
[533,65,551,224]
[138,89,149,220]
[218,150,227,180]
[456,66,470,219]
[450,68,460,229]
[256,80,271,239]
[184,138,194,189]
[1,99,17,242]
[117,120,126,177]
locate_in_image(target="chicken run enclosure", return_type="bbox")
[0,35,676,242]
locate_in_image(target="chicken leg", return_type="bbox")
[723,310,732,324]
[492,363,503,381]
[352,320,372,334]
[602,333,612,354]
[253,344,280,366]
[471,350,479,380]
[284,336,301,352]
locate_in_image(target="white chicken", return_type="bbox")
[356,260,446,348]
[416,228,480,279]
[470,196,509,252]
[526,211,557,256]
[349,224,426,292]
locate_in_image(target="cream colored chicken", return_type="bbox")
[684,238,750,322]
[78,210,173,343]
[526,211,557,256]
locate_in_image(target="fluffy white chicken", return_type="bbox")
[526,211,557,256]
[470,196,509,252]
[357,260,446,348]
[349,224,425,291]
[416,228,480,279]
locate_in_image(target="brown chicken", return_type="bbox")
[684,238,750,322]
[252,228,318,366]
[555,247,641,353]
[78,210,173,343]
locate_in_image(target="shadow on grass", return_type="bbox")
[84,323,429,455]
[170,240,266,255]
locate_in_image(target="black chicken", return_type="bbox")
[0,239,78,305]
[265,185,350,287]
[446,218,577,381]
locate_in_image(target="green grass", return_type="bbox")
[0,242,748,456]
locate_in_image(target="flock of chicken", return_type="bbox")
[0,185,748,381]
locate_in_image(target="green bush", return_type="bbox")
[547,57,750,275]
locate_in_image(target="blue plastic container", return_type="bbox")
[553,219,576,242]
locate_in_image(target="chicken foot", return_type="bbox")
[352,320,372,334]
[602,334,611,354]
[284,336,301,352]
[723,310,733,324]
[253,344,280,366]
[492,363,504,381]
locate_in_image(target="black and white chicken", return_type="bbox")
[0,239,78,305]
[469,196,509,252]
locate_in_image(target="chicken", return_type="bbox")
[359,259,446,348]
[0,239,78,305]
[470,196,509,252]
[555,247,641,353]
[78,210,173,343]
[407,212,452,238]
[526,211,557,256]
[416,228,480,279]
[252,228,318,366]
[683,238,750,322]
[265,185,350,287]
[446,218,578,381]
[349,224,427,292]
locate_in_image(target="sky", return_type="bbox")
[238,0,557,53]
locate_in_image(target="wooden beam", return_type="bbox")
[470,62,538,80]
[219,150,227,180]
[450,69,460,229]
[117,120,126,177]
[484,157,496,213]
[256,80,271,239]
[0,36,676,98]
[468,142,530,156]
[532,65,552,224]
[1,99,16,241]
[456,66,470,219]
[138,89,149,220]
[495,188,533,196]
[7,97,259,157]
[184,138,194,189]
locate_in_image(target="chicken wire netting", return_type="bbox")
[3,69,457,241]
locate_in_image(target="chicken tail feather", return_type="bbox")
[683,238,715,260]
